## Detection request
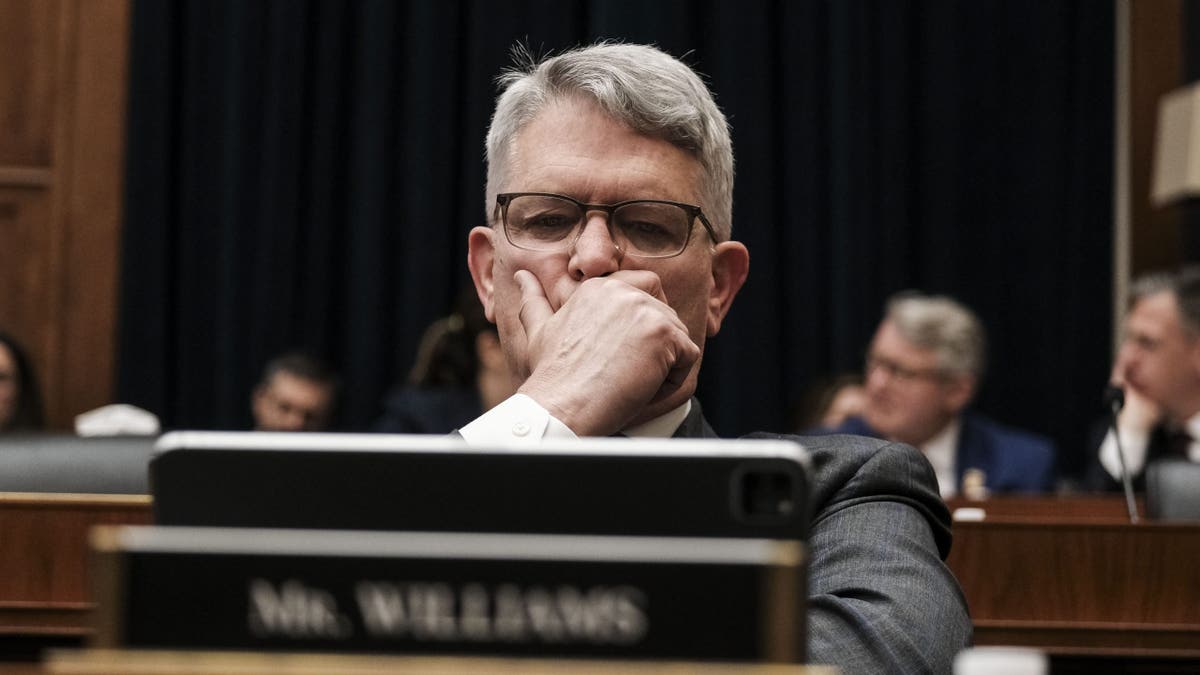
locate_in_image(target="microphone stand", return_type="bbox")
[1105,386,1139,523]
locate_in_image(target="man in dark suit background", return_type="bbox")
[1089,267,1200,490]
[251,352,338,432]
[834,292,1057,497]
[454,42,970,672]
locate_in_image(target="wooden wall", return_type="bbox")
[1129,0,1186,272]
[0,0,130,430]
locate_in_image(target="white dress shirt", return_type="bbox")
[920,418,961,499]
[459,393,691,445]
[1099,411,1200,482]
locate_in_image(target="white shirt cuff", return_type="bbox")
[1098,426,1150,482]
[458,393,577,446]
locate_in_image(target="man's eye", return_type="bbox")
[623,219,679,243]
[627,220,670,236]
[524,215,574,231]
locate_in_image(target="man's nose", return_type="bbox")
[568,214,621,279]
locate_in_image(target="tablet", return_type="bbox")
[150,432,811,540]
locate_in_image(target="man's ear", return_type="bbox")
[706,241,750,337]
[943,374,976,415]
[467,226,498,322]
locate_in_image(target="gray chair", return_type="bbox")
[1146,459,1200,521]
[0,434,155,494]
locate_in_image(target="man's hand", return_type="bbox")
[1111,362,1163,432]
[512,269,701,436]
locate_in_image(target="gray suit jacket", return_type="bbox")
[676,401,972,674]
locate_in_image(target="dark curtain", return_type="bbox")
[119,0,1113,479]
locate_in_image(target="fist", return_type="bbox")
[513,269,701,435]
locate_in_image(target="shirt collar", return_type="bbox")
[1185,412,1200,441]
[1183,413,1200,463]
[920,417,962,498]
[622,400,692,438]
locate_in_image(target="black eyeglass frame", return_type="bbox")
[494,192,719,258]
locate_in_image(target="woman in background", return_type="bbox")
[374,292,514,434]
[0,332,45,432]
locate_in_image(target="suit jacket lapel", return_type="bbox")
[672,398,719,438]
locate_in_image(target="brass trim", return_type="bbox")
[88,526,129,648]
[761,541,806,662]
[0,492,151,506]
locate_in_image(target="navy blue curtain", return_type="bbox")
[119,0,1113,479]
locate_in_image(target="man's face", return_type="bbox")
[862,320,973,446]
[468,97,746,424]
[252,371,334,432]
[1117,290,1200,421]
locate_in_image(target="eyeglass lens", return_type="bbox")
[504,194,691,257]
[865,355,942,383]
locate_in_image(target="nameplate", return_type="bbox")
[91,526,806,662]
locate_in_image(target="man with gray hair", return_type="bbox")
[1089,266,1200,490]
[834,292,1057,497]
[460,43,970,671]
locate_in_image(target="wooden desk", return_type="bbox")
[945,494,1145,521]
[945,495,1200,662]
[25,650,839,674]
[6,490,1199,668]
[0,494,151,642]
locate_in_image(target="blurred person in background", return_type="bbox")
[251,351,338,432]
[832,292,1057,497]
[0,331,45,432]
[1088,267,1200,490]
[375,291,515,434]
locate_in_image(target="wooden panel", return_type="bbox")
[947,514,1200,656]
[0,494,151,636]
[1130,0,1184,273]
[0,0,129,430]
[0,187,57,404]
[0,0,59,167]
[53,0,131,426]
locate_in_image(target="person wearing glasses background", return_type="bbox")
[1085,267,1200,491]
[459,42,970,672]
[829,291,1057,497]
[251,351,339,432]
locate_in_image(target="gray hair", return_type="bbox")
[485,42,735,240]
[1130,265,1200,334]
[884,292,987,379]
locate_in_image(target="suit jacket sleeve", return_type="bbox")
[749,431,972,673]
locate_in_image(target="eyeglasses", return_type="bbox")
[495,192,718,259]
[865,354,946,384]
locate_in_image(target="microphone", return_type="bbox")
[1103,385,1124,414]
[1104,385,1139,523]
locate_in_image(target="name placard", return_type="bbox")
[91,526,806,662]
